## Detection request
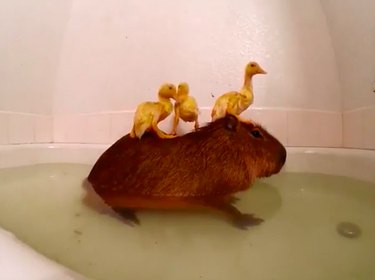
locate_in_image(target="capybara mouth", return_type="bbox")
[279,146,287,167]
[258,146,287,178]
[273,146,287,175]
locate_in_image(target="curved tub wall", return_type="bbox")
[0,229,87,280]
[1,0,345,148]
[51,0,341,114]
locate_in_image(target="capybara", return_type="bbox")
[85,114,286,229]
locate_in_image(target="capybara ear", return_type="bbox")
[224,114,239,131]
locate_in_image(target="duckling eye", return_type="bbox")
[250,63,255,67]
[250,129,262,138]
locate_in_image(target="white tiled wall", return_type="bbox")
[4,107,374,149]
[0,0,72,115]
[52,0,341,115]
[0,112,53,144]
[50,108,343,148]
[321,0,375,111]
[1,0,374,149]
[321,0,375,150]
[343,107,375,150]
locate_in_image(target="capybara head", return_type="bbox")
[209,114,286,179]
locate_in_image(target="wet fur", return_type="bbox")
[86,114,286,229]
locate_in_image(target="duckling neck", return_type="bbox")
[243,73,254,90]
[158,95,171,102]
[240,73,254,98]
[177,95,188,103]
[158,96,173,110]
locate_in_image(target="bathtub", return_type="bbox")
[0,144,374,280]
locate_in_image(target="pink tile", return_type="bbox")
[286,110,341,147]
[342,110,364,148]
[241,108,263,121]
[110,112,133,142]
[53,116,64,142]
[243,108,288,145]
[118,108,213,138]
[34,115,53,143]
[287,110,322,146]
[196,108,213,127]
[0,113,9,144]
[157,114,174,134]
[363,107,375,149]
[54,115,87,143]
[317,112,342,147]
[8,114,34,144]
[158,109,209,136]
[86,114,111,143]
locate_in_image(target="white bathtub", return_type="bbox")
[0,144,374,280]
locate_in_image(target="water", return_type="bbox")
[0,163,374,280]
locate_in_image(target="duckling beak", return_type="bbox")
[258,68,267,74]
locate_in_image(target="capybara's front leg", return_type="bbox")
[207,200,264,230]
[112,207,140,226]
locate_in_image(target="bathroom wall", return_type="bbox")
[3,0,360,148]
[52,0,342,147]
[0,0,73,144]
[321,0,375,149]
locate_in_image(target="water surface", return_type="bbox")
[0,163,374,280]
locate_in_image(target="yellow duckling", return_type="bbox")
[171,82,199,135]
[211,61,267,122]
[130,83,177,139]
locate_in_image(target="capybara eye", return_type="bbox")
[250,129,262,138]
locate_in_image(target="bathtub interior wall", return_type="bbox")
[321,0,375,150]
[0,0,374,148]
[0,0,71,144]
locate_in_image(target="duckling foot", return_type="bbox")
[237,116,255,125]
[170,130,177,136]
[155,130,178,139]
[112,207,140,226]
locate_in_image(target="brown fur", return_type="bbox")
[85,114,286,229]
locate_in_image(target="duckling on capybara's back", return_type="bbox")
[85,114,286,229]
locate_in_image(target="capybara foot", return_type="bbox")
[232,213,264,230]
[112,207,140,226]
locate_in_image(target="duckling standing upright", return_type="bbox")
[211,61,266,122]
[130,83,177,139]
[171,82,199,135]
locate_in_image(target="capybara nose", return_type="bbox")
[279,147,287,166]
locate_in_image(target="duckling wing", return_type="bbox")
[178,98,199,121]
[181,97,199,114]
[211,93,237,121]
[133,102,160,138]
[226,94,242,114]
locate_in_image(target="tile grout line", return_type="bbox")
[1,108,374,148]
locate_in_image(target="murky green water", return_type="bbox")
[0,163,374,280]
